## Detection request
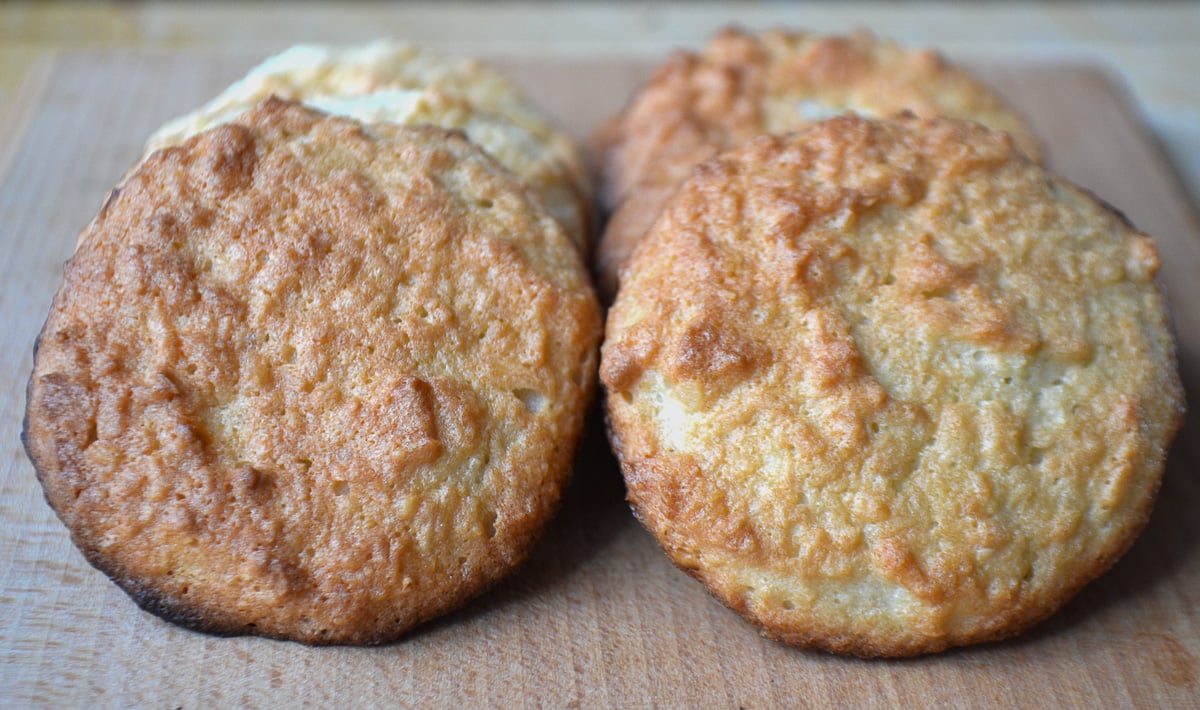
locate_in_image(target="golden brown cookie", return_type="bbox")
[595,27,1042,298]
[24,98,601,645]
[601,114,1182,657]
[146,43,591,251]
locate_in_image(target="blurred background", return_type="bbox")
[2,1,1197,207]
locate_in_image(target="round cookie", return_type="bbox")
[24,98,601,645]
[594,27,1043,298]
[146,43,591,251]
[600,114,1182,657]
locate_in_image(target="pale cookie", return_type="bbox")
[148,42,591,250]
[601,114,1182,657]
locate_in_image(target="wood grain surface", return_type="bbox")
[1,52,1198,708]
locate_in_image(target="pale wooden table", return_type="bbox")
[3,4,1200,708]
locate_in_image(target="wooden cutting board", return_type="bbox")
[2,52,1199,708]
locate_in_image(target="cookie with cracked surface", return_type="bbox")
[594,27,1042,299]
[600,114,1182,657]
[24,98,601,645]
[147,42,592,250]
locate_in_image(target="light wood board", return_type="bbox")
[1,51,1199,708]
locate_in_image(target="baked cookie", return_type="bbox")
[147,42,591,250]
[595,27,1042,298]
[600,115,1182,657]
[24,99,601,644]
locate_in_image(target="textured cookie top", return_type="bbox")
[601,115,1182,657]
[595,27,1041,297]
[148,42,591,231]
[25,99,601,644]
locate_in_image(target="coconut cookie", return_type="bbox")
[600,114,1181,657]
[146,42,591,250]
[594,28,1042,298]
[25,99,601,644]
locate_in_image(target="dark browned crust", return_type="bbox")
[25,376,553,647]
[23,98,600,645]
